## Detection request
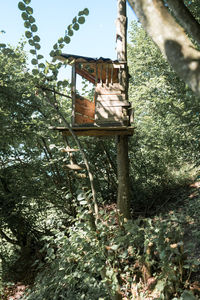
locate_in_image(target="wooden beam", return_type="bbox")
[51,126,134,137]
[74,114,94,125]
[96,83,125,94]
[60,148,79,153]
[71,65,76,125]
[64,164,84,170]
[116,0,131,220]
[96,94,126,101]
[96,100,130,107]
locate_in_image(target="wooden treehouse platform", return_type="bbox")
[51,126,134,137]
[54,54,134,137]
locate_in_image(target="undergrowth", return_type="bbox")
[18,184,200,300]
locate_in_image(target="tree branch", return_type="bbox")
[44,91,99,228]
[0,229,19,245]
[127,0,200,95]
[166,0,200,46]
[37,85,72,99]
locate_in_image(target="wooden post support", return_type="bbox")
[116,0,131,219]
[117,135,130,219]
[71,64,76,125]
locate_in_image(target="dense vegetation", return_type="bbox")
[0,1,200,299]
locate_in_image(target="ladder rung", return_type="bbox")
[60,148,79,153]
[65,164,84,170]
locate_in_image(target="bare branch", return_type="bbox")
[37,85,72,99]
[44,91,99,228]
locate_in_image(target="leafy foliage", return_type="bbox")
[127,22,200,210]
[22,194,200,299]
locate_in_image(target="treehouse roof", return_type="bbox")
[57,53,119,64]
[57,53,125,84]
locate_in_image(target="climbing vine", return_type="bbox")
[18,0,89,86]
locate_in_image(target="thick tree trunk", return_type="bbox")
[117,136,131,219]
[116,0,131,220]
[127,0,200,96]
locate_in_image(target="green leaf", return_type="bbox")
[37,54,44,59]
[31,24,38,32]
[181,291,197,300]
[68,29,73,36]
[78,16,85,24]
[32,68,39,75]
[50,50,55,57]
[53,43,58,50]
[80,200,87,205]
[58,37,64,44]
[62,80,69,87]
[21,12,29,20]
[31,58,38,65]
[33,35,40,42]
[18,2,26,11]
[78,11,84,16]
[29,16,35,23]
[25,31,32,38]
[64,36,71,44]
[72,17,77,23]
[77,193,85,201]
[55,50,61,56]
[0,43,6,48]
[24,21,30,28]
[30,49,36,54]
[83,8,89,16]
[26,6,33,14]
[35,43,41,50]
[23,0,31,4]
[57,81,63,87]
[28,39,34,46]
[110,244,119,251]
[38,63,45,69]
[73,23,79,31]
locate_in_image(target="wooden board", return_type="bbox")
[75,66,96,84]
[60,148,79,153]
[96,94,126,101]
[64,164,84,170]
[59,127,134,137]
[96,83,125,94]
[74,96,95,125]
[96,100,130,107]
[75,114,94,124]
[75,97,95,109]
[95,106,122,119]
[75,103,95,118]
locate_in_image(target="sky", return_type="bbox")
[0,0,137,81]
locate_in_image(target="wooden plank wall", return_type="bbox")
[74,96,95,125]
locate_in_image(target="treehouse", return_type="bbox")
[56,54,134,137]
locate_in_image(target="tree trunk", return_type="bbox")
[127,0,200,96]
[116,0,131,219]
[117,136,131,219]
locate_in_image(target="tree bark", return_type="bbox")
[167,0,200,46]
[117,135,131,219]
[127,0,200,96]
[116,0,131,220]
